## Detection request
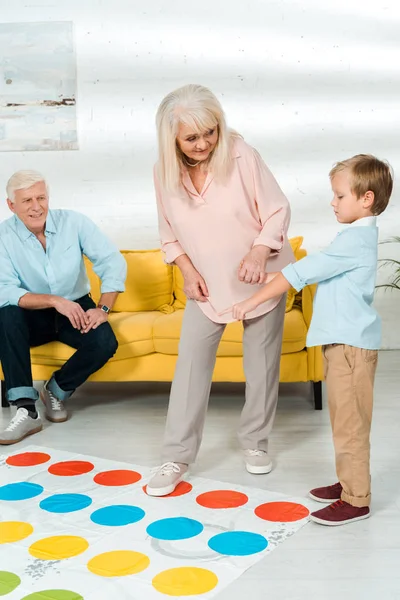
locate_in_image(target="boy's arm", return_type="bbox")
[282,232,361,292]
[228,273,291,319]
[230,232,361,320]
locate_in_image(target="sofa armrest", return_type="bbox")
[301,282,316,329]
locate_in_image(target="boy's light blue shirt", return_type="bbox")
[282,217,380,349]
[0,209,127,309]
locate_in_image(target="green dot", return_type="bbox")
[0,571,21,596]
[21,592,83,600]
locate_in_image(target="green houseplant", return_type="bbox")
[377,237,400,291]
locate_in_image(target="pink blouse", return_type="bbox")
[154,138,294,323]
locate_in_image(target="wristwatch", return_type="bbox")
[98,304,110,314]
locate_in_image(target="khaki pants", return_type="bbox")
[323,344,378,508]
[162,296,286,464]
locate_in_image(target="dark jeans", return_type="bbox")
[0,295,118,403]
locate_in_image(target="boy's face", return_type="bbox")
[330,169,374,224]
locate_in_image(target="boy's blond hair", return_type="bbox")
[329,154,393,215]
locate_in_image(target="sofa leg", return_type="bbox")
[1,380,9,408]
[313,381,322,410]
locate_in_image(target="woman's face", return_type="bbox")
[176,123,219,163]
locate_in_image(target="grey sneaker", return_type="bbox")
[244,449,273,474]
[0,408,43,445]
[146,462,188,497]
[40,381,68,423]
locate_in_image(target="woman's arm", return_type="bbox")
[154,169,185,264]
[251,148,291,252]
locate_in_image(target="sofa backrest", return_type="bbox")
[85,250,174,313]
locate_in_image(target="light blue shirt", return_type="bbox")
[282,217,380,349]
[0,209,127,308]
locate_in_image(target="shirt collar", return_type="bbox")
[13,209,56,240]
[44,210,57,235]
[348,216,377,228]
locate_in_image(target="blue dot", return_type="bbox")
[208,531,268,556]
[40,493,92,513]
[0,482,43,501]
[146,517,203,541]
[90,505,145,527]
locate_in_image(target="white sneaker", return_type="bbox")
[0,408,43,445]
[244,449,273,474]
[40,381,68,423]
[146,462,188,497]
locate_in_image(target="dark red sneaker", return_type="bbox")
[310,500,370,526]
[309,482,343,503]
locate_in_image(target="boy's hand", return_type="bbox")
[231,298,258,320]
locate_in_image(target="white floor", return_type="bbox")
[1,351,400,599]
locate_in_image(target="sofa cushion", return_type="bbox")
[29,312,160,365]
[173,236,304,313]
[86,250,174,313]
[153,307,307,356]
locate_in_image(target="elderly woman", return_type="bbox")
[147,84,294,496]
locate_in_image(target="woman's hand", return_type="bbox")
[183,268,209,302]
[175,254,209,302]
[238,245,271,284]
[231,298,258,320]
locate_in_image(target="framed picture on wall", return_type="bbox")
[0,21,78,152]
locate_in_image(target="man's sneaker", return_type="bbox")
[309,482,343,503]
[310,499,370,526]
[244,449,272,474]
[0,408,43,445]
[146,462,188,497]
[40,381,68,423]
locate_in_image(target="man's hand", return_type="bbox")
[182,267,209,302]
[81,308,108,334]
[53,297,90,330]
[238,245,271,284]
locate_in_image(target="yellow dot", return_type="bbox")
[0,521,33,544]
[29,536,89,560]
[152,567,218,596]
[87,550,150,577]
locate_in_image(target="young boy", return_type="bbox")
[229,154,393,526]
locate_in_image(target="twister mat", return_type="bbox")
[0,446,311,599]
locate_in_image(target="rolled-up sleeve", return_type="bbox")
[77,214,127,293]
[282,232,361,292]
[251,149,291,251]
[154,169,185,264]
[0,241,29,308]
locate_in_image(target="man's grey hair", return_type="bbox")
[6,170,48,202]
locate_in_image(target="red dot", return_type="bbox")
[196,490,248,509]
[94,470,142,486]
[142,481,193,497]
[6,452,51,467]
[48,460,94,476]
[255,501,310,522]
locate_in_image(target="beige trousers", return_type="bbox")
[323,344,378,508]
[162,296,286,464]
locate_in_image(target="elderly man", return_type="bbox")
[0,170,127,445]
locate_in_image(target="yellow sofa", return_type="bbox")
[0,237,324,409]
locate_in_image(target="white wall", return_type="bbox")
[0,0,399,347]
